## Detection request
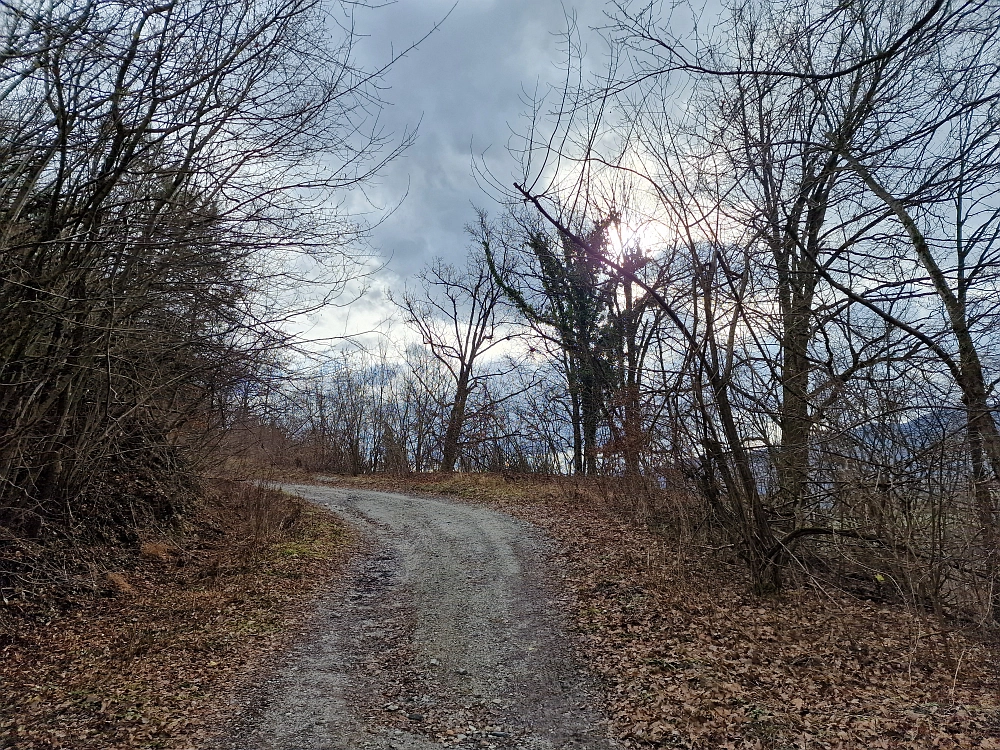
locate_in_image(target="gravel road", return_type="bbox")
[225,484,615,750]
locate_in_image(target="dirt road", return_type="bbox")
[225,484,615,750]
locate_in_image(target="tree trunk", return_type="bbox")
[622,382,642,477]
[580,354,602,476]
[568,357,584,475]
[776,304,813,522]
[440,369,471,473]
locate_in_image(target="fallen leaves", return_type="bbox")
[331,472,1000,749]
[548,513,999,749]
[0,481,352,749]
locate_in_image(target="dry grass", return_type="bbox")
[0,480,351,749]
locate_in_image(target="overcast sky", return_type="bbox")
[355,0,609,270]
[306,0,611,343]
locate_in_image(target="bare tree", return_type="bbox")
[491,0,1000,603]
[0,0,408,542]
[391,216,518,472]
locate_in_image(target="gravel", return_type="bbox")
[223,485,615,750]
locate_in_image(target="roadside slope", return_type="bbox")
[0,482,350,750]
[319,472,1000,749]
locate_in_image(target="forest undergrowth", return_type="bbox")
[0,481,351,750]
[327,471,1000,750]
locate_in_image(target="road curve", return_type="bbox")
[224,484,615,750]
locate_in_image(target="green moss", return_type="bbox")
[273,540,324,559]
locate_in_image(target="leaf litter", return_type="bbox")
[329,472,1000,750]
[0,481,352,749]
[5,470,997,749]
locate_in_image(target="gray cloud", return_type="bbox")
[348,0,609,277]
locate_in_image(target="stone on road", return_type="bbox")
[225,485,615,749]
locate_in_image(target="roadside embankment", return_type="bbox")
[1,480,351,750]
[323,472,1000,749]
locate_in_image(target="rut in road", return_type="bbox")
[225,485,616,750]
